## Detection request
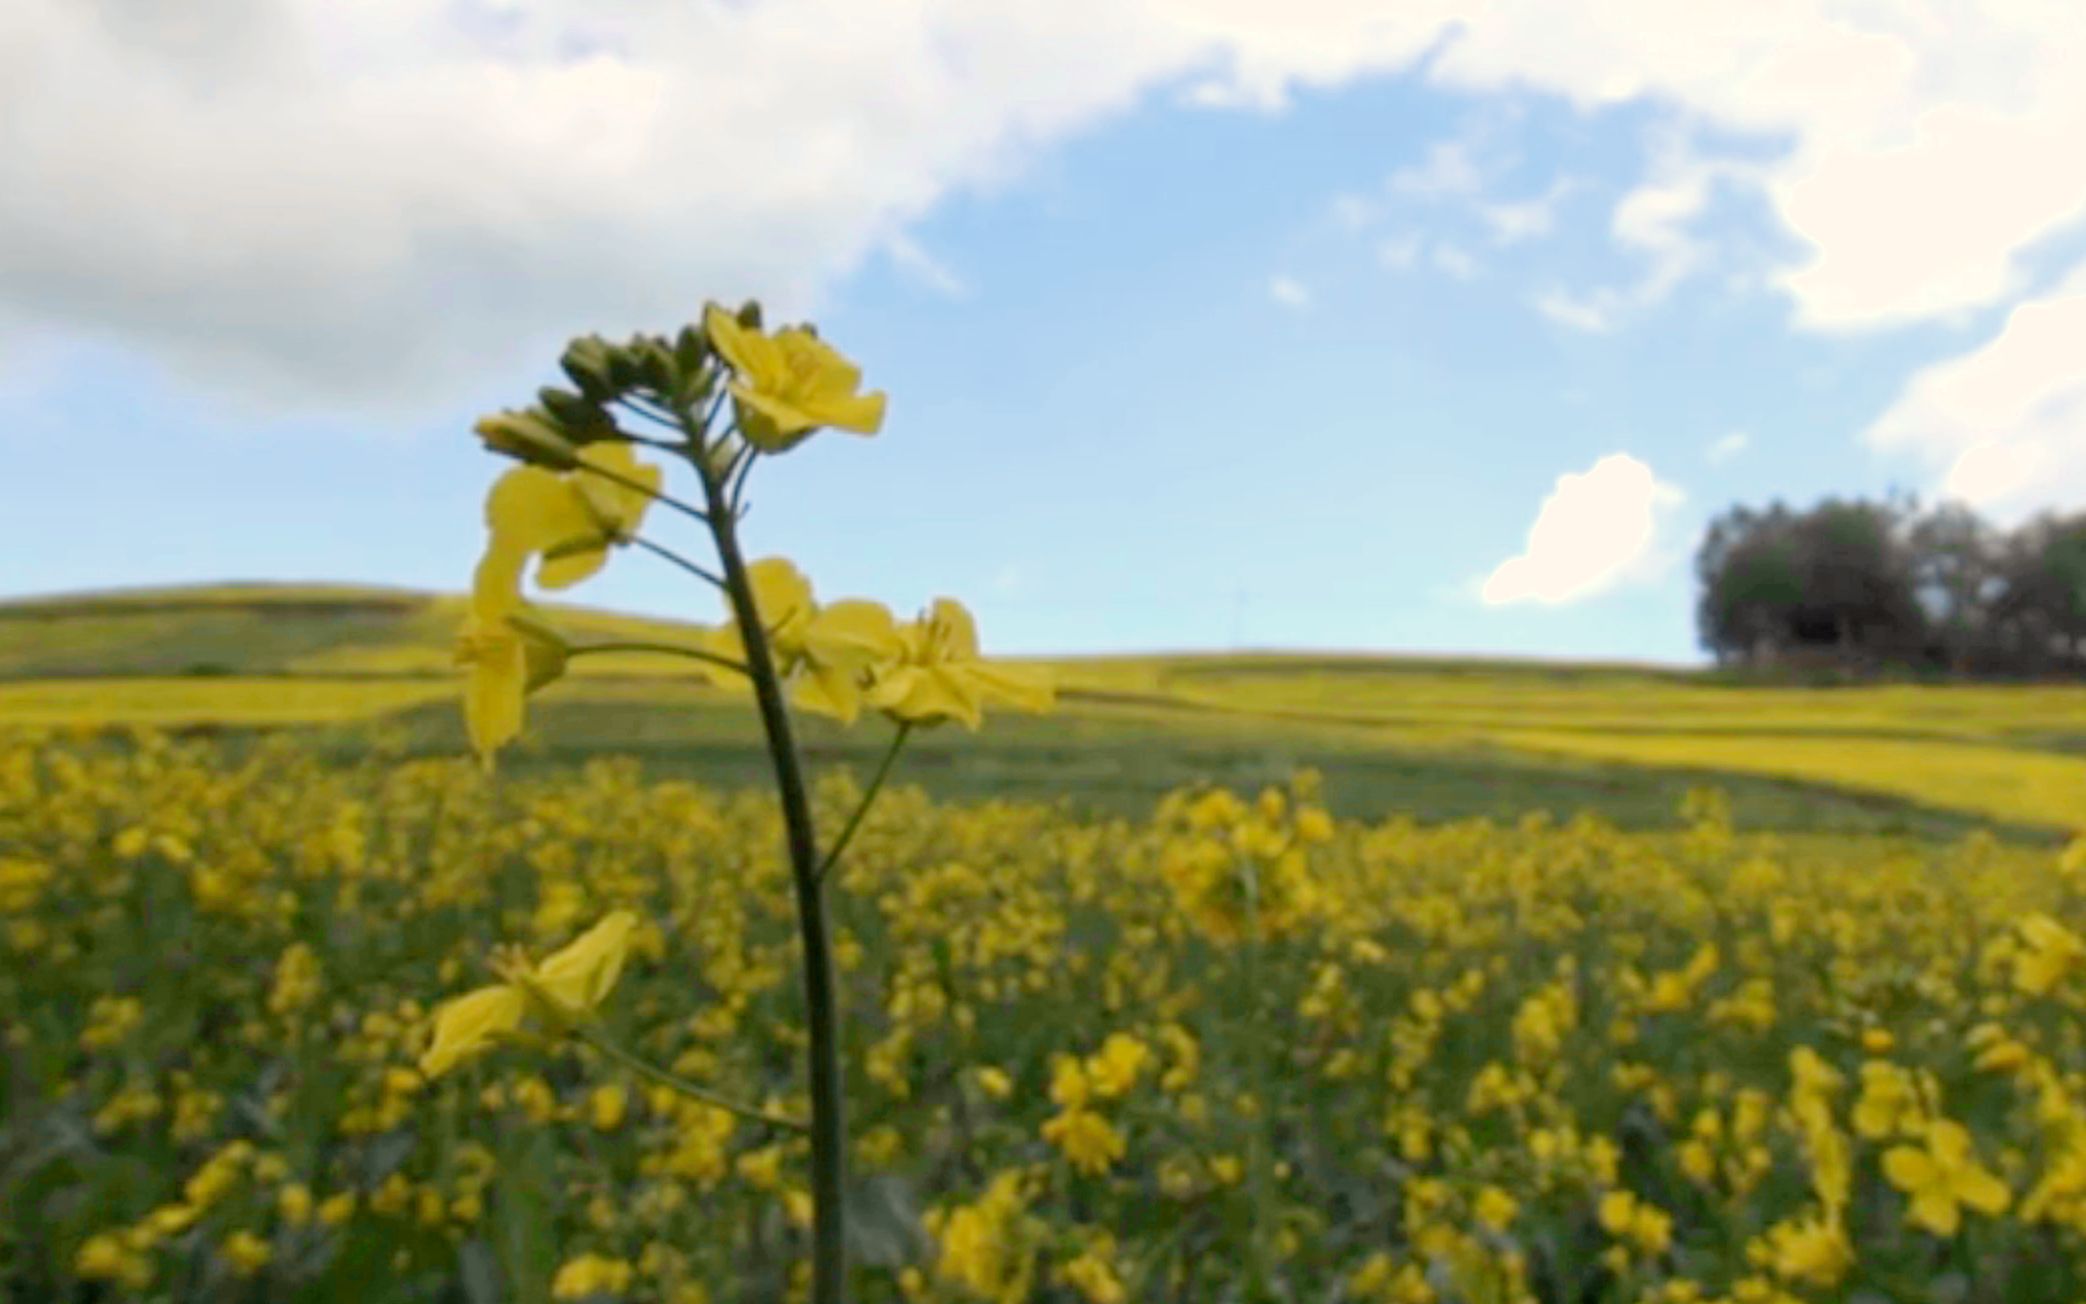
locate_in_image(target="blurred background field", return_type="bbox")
[3,583,2080,843]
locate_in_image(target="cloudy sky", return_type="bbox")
[5,1,2084,661]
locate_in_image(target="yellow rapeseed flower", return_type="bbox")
[703,303,886,449]
[866,598,1053,730]
[1882,1120,2010,1236]
[420,911,638,1078]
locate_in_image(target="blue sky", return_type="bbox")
[5,4,2084,662]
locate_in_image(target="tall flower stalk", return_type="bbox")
[421,302,1053,1303]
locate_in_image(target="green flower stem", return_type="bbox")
[693,444,851,1304]
[571,1023,807,1133]
[816,723,913,885]
[563,639,747,678]
[629,535,727,589]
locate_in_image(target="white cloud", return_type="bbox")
[1863,263,2086,520]
[1267,274,1312,308]
[1431,243,1479,279]
[1376,233,1423,271]
[1481,453,1683,606]
[1532,288,1619,333]
[1706,430,1750,464]
[1389,139,1483,199]
[885,233,969,299]
[1476,179,1574,245]
[4,0,2086,437]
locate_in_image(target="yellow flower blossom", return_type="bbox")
[703,302,886,449]
[866,598,1053,730]
[1882,1120,2010,1236]
[420,911,638,1078]
[2013,912,2085,996]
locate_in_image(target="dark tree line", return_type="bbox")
[1697,497,2086,676]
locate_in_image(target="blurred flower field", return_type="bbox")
[6,729,2086,1302]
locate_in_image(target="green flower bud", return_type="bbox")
[474,409,578,470]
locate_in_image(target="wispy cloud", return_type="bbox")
[1268,274,1312,309]
[1706,431,1750,464]
[885,233,969,299]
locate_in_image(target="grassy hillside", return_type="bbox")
[2,583,2081,838]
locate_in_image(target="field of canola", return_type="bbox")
[7,729,2086,1303]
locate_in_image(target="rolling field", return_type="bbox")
[2,584,2081,837]
[6,584,2086,1302]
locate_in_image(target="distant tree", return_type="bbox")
[1697,503,1803,665]
[1993,512,2086,672]
[1908,502,2002,672]
[1696,498,1924,668]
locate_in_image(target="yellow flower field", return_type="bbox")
[8,729,2086,1302]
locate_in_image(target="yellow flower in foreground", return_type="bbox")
[484,442,661,591]
[420,911,638,1078]
[704,559,904,724]
[455,544,569,765]
[1883,1120,2010,1236]
[704,303,886,449]
[867,598,1054,730]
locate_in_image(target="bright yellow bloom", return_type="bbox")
[1474,1185,1519,1232]
[1882,1120,2010,1236]
[1042,1108,1124,1176]
[551,1253,635,1300]
[2013,913,2085,996]
[1084,1034,1150,1100]
[484,442,661,591]
[867,598,1054,730]
[456,542,570,764]
[420,911,638,1078]
[1757,1212,1853,1288]
[703,303,886,449]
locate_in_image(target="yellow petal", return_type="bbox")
[808,390,886,435]
[485,466,595,558]
[743,557,817,657]
[1910,1191,1960,1237]
[732,386,823,443]
[793,661,864,724]
[1883,1146,1935,1193]
[530,911,639,1015]
[926,598,980,659]
[573,442,661,538]
[705,303,780,388]
[472,541,528,621]
[459,622,527,764]
[534,540,610,592]
[420,985,526,1078]
[1955,1166,2010,1215]
[803,599,903,672]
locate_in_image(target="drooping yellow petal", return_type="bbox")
[420,985,527,1078]
[743,557,818,659]
[793,660,865,724]
[529,911,639,1016]
[457,613,527,765]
